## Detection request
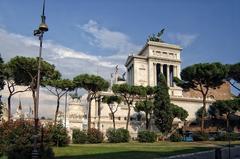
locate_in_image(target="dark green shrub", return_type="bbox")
[170,133,182,142]
[0,120,55,159]
[72,129,87,144]
[137,130,157,143]
[87,128,103,143]
[215,132,239,141]
[47,124,69,147]
[192,132,208,141]
[106,128,130,143]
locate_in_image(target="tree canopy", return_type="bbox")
[43,77,75,124]
[174,62,228,133]
[73,74,109,130]
[6,56,58,121]
[102,95,122,130]
[227,63,240,93]
[112,83,145,130]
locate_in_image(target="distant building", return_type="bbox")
[66,40,232,137]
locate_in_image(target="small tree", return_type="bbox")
[134,86,155,130]
[174,62,227,133]
[171,104,188,121]
[73,74,109,130]
[7,56,58,122]
[154,73,173,134]
[135,100,154,130]
[112,84,145,130]
[43,77,75,125]
[209,99,240,130]
[102,96,122,130]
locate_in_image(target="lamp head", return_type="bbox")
[39,15,48,32]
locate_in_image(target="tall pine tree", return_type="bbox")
[154,73,173,134]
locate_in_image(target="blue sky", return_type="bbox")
[0,0,239,117]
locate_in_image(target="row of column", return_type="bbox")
[154,63,179,87]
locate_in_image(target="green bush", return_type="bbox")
[215,132,240,141]
[137,130,157,143]
[72,129,87,144]
[106,128,130,143]
[170,133,182,142]
[47,124,69,147]
[192,132,208,141]
[87,128,103,143]
[0,120,54,159]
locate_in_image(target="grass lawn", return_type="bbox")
[54,141,240,159]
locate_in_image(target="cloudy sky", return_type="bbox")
[0,0,239,117]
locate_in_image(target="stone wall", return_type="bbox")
[183,82,232,100]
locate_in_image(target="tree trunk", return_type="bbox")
[201,95,206,133]
[54,96,60,125]
[112,113,116,130]
[146,112,149,130]
[126,104,131,130]
[7,95,12,121]
[88,99,92,131]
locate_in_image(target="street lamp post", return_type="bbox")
[32,0,48,158]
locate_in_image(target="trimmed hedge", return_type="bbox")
[87,128,104,143]
[106,128,130,143]
[72,129,87,144]
[137,130,157,143]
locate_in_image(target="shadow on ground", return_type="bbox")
[55,147,209,159]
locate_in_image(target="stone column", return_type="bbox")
[167,65,170,86]
[173,65,177,87]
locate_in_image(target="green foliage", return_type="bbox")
[137,131,157,143]
[174,62,228,133]
[112,84,146,130]
[43,78,75,124]
[175,62,228,91]
[102,95,122,105]
[214,132,240,141]
[170,133,183,142]
[73,74,109,93]
[209,99,240,117]
[7,56,58,87]
[154,73,173,133]
[47,124,69,147]
[72,129,87,144]
[87,128,103,143]
[192,132,208,141]
[171,104,188,121]
[227,63,240,92]
[106,128,130,143]
[0,120,54,159]
[73,74,109,130]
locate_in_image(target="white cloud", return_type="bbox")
[0,25,138,117]
[78,20,141,54]
[167,33,198,47]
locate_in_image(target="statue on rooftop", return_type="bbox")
[147,29,165,42]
